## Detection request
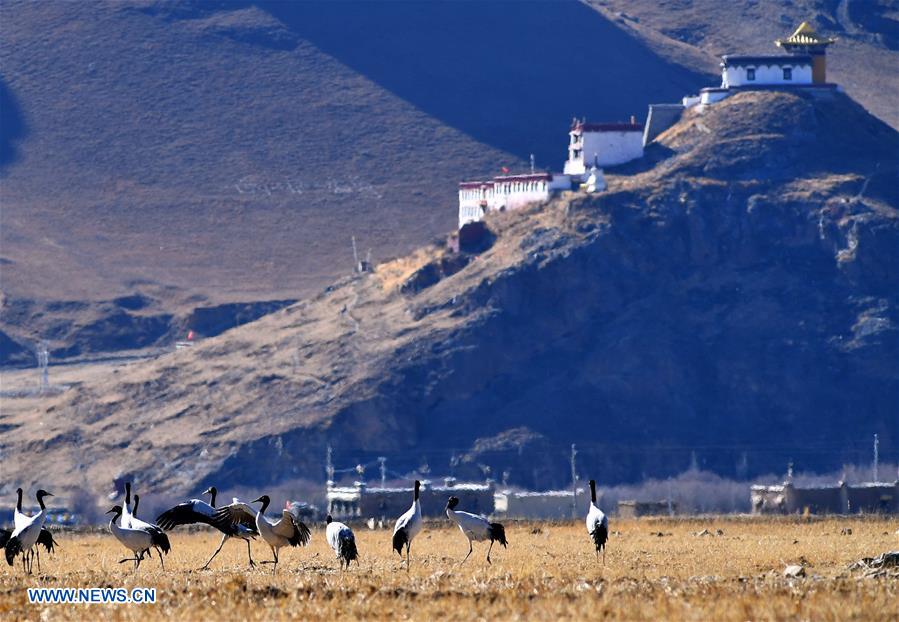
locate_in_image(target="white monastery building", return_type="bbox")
[563,119,645,174]
[685,22,837,107]
[459,173,573,229]
[458,119,644,229]
[458,21,838,232]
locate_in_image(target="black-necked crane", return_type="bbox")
[586,479,608,563]
[0,488,59,572]
[445,495,507,564]
[214,495,311,574]
[1,488,58,574]
[4,490,53,574]
[106,505,156,570]
[120,483,170,568]
[392,480,423,570]
[156,486,259,569]
[325,515,358,570]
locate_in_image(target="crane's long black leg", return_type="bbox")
[462,540,473,564]
[36,548,41,573]
[201,533,228,570]
[157,547,165,571]
[405,542,411,572]
[245,538,256,567]
[487,540,495,564]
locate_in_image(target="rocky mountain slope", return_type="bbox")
[0,0,707,363]
[3,90,896,499]
[3,1,898,365]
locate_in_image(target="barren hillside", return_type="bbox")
[2,90,896,500]
[4,1,898,365]
[0,0,708,362]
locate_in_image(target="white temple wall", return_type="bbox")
[724,63,812,87]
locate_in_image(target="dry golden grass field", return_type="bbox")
[1,517,897,621]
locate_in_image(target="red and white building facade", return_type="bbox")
[458,173,573,229]
[458,120,645,229]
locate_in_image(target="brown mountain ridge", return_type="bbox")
[2,90,896,499]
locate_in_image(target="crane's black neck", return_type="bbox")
[16,488,22,512]
[125,482,132,508]
[414,480,421,502]
[258,497,270,513]
[36,492,47,510]
[208,487,217,508]
[133,495,140,518]
[590,480,597,503]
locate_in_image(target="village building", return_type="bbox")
[327,478,495,521]
[617,500,677,518]
[684,22,837,107]
[493,488,586,520]
[751,481,899,515]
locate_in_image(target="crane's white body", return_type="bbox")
[109,515,153,557]
[216,498,309,573]
[326,520,354,555]
[585,479,609,564]
[446,508,491,542]
[9,508,45,556]
[128,513,159,534]
[393,500,422,543]
[392,481,423,570]
[586,504,607,540]
[255,508,299,549]
[326,519,358,569]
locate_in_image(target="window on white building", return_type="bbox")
[783,67,792,80]
[746,67,756,81]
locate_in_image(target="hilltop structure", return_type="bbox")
[458,23,838,231]
[458,119,644,229]
[686,22,838,107]
[563,118,645,174]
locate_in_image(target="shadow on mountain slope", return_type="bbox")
[257,0,711,161]
[0,77,27,169]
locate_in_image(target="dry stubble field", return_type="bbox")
[1,517,897,621]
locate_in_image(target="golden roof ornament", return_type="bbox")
[776,22,836,48]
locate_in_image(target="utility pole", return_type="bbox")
[38,341,49,394]
[351,236,360,272]
[378,456,387,488]
[530,153,535,173]
[873,433,879,482]
[326,444,334,484]
[570,444,578,518]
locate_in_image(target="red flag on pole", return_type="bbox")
[187,330,194,341]
[501,166,510,174]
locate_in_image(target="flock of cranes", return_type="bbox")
[2,480,608,575]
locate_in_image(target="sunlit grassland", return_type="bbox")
[1,516,897,620]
